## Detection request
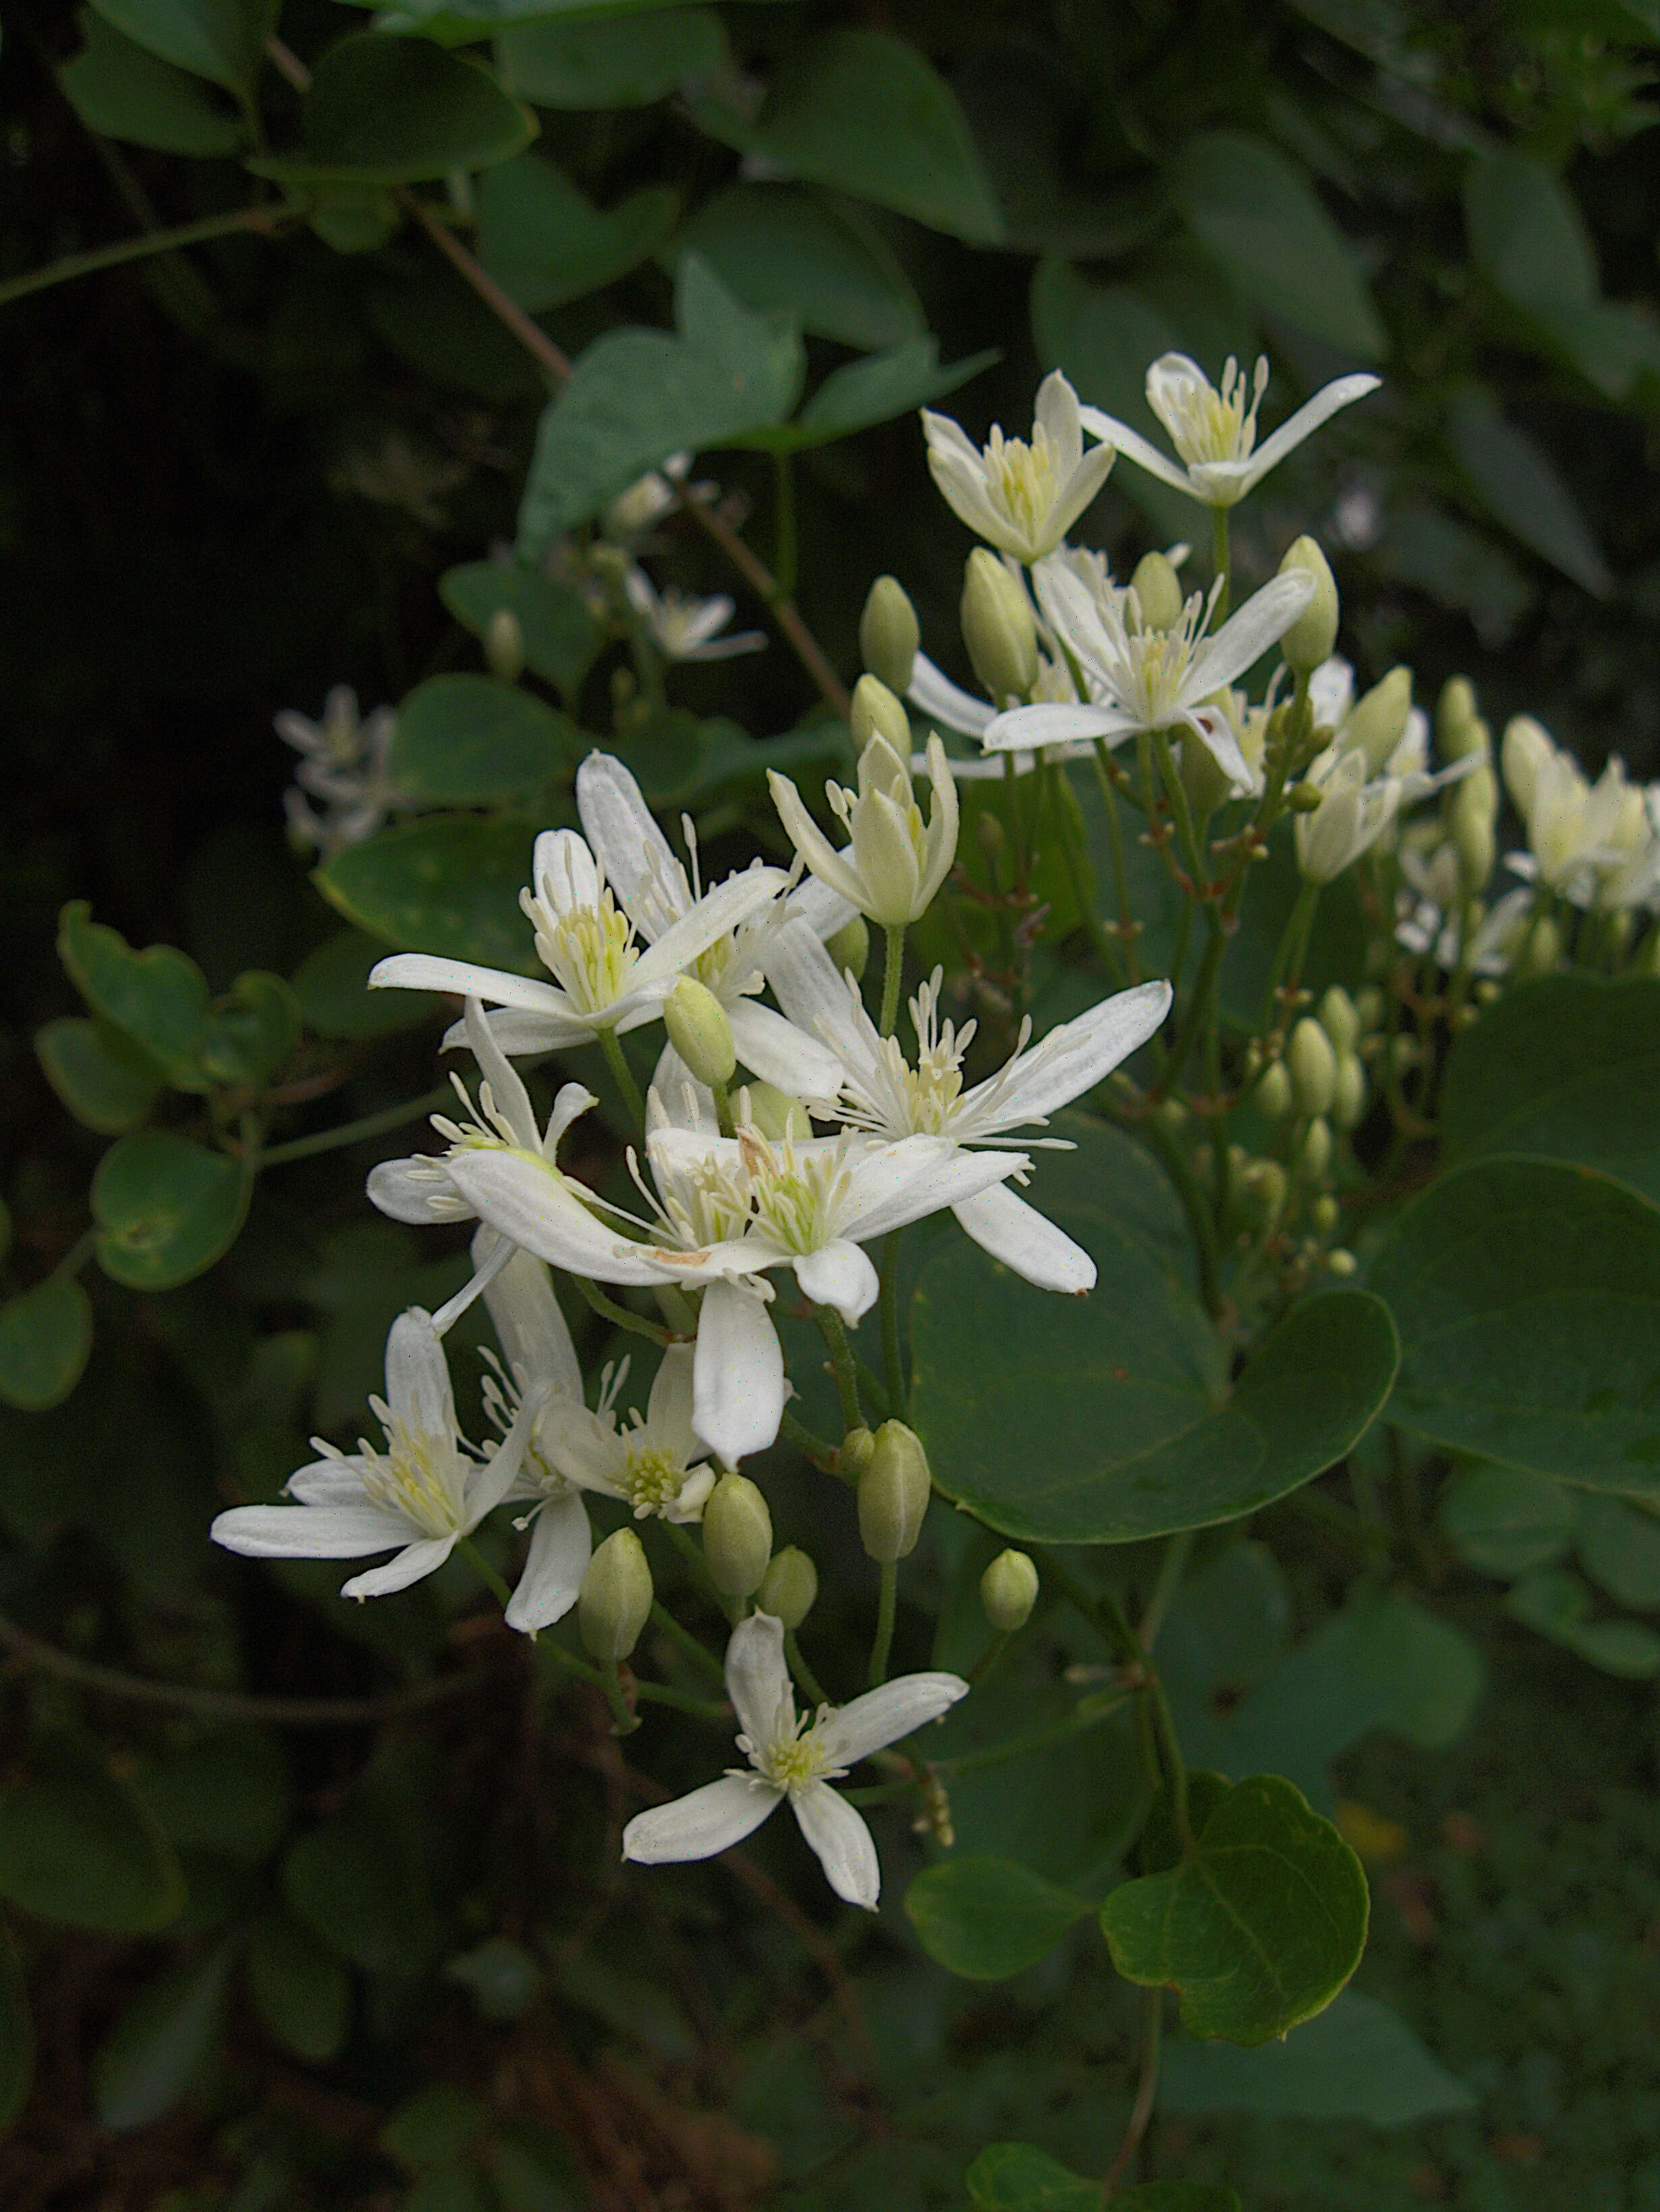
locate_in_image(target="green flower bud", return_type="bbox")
[1243,1157,1289,1229]
[758,1546,818,1631]
[858,1420,933,1562]
[825,914,870,983]
[1327,1247,1358,1276]
[1287,781,1326,812]
[578,1528,653,1663]
[1317,987,1360,1054]
[1130,550,1184,634]
[838,1425,877,1483]
[1254,1058,1294,1122]
[1352,986,1384,1032]
[665,976,736,1089]
[1180,725,1239,820]
[860,574,920,696]
[1517,914,1561,980]
[1310,1193,1341,1236]
[1342,667,1413,776]
[738,1080,810,1140]
[1501,715,1553,821]
[702,1474,773,1597]
[976,808,1006,869]
[1436,677,1489,765]
[980,1548,1039,1634]
[1294,1115,1333,1184]
[961,549,1039,704]
[1287,1018,1338,1118]
[1277,537,1339,673]
[485,606,525,683]
[850,673,911,754]
[1450,765,1497,894]
[1332,1052,1367,1132]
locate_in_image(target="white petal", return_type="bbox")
[285,1457,372,1506]
[784,873,858,940]
[724,1611,794,1747]
[575,752,688,940]
[965,980,1172,1131]
[768,774,868,911]
[816,1670,970,1767]
[1049,442,1118,542]
[534,827,600,915]
[648,1045,721,1134]
[907,652,995,738]
[211,1502,414,1558]
[340,1536,457,1599]
[485,1248,583,1404]
[384,1309,455,1441]
[1184,709,1255,798]
[1074,408,1202,499]
[983,703,1138,752]
[630,866,790,990]
[646,1340,700,1456]
[460,997,539,1147]
[763,919,881,1093]
[1184,572,1316,701]
[441,1007,601,1058]
[726,998,844,1099]
[1034,368,1084,474]
[444,1152,671,1285]
[791,1783,881,1910]
[951,1184,1096,1293]
[623,1775,781,1864]
[1242,372,1382,490]
[794,1239,880,1325]
[503,1492,592,1633]
[431,1229,516,1336]
[366,1157,455,1224]
[369,954,568,1017]
[694,1280,785,1466]
[845,1142,1023,1242]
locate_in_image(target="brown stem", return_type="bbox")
[677,493,850,717]
[398,188,574,383]
[1103,1987,1163,2195]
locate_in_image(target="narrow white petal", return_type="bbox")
[816,1670,969,1767]
[485,1248,583,1403]
[385,1309,455,1441]
[1185,709,1255,798]
[461,997,538,1146]
[727,998,844,1099]
[648,1045,721,1134]
[369,955,568,1017]
[907,652,995,738]
[791,1783,881,1910]
[1049,442,1118,541]
[340,1536,457,1599]
[794,1238,880,1325]
[784,873,858,940]
[763,920,879,1090]
[1184,572,1315,700]
[534,827,600,915]
[984,703,1138,752]
[1242,372,1382,489]
[503,1493,592,1634]
[646,1339,700,1454]
[575,752,688,940]
[725,1611,794,1747]
[632,867,790,990]
[366,1158,454,1224]
[623,1775,780,1864]
[694,1280,785,1466]
[444,1153,671,1285]
[967,980,1172,1131]
[285,1458,372,1506]
[211,1503,414,1559]
[847,1143,1024,1242]
[440,1007,601,1058]
[1074,409,1201,499]
[951,1184,1096,1293]
[431,1229,515,1337]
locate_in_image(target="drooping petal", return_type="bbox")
[369,954,569,1017]
[484,1247,583,1404]
[726,997,845,1099]
[794,1238,880,1325]
[983,702,1139,752]
[622,1775,780,1864]
[951,1184,1096,1293]
[648,1045,721,1134]
[724,1611,794,1748]
[1075,408,1202,499]
[1241,372,1382,492]
[341,1535,457,1600]
[575,751,688,940]
[431,1228,516,1336]
[503,1492,592,1634]
[1182,707,1255,798]
[963,980,1172,1132]
[211,1502,414,1558]
[816,1670,970,1767]
[445,1152,671,1287]
[1182,572,1315,702]
[694,1280,785,1466]
[763,918,879,1079]
[440,1007,601,1059]
[906,651,995,738]
[646,1341,702,1458]
[384,1308,456,1441]
[630,866,790,991]
[767,774,868,911]
[790,1782,881,1910]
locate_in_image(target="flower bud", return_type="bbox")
[1436,677,1489,765]
[1254,1059,1293,1122]
[664,976,736,1090]
[1287,781,1326,812]
[1327,1247,1358,1276]
[860,574,920,696]
[858,1420,932,1562]
[1287,1018,1338,1118]
[738,1080,810,1141]
[1310,1193,1341,1236]
[1180,726,1240,819]
[1277,537,1339,673]
[485,607,525,682]
[1130,550,1184,634]
[1353,986,1383,1032]
[838,1424,877,1481]
[579,1528,653,1663]
[850,673,911,755]
[1517,913,1561,980]
[825,914,869,983]
[1342,667,1413,776]
[1449,765,1497,893]
[1317,987,1360,1054]
[1294,1115,1333,1183]
[1501,715,1553,822]
[980,1548,1039,1634]
[702,1474,773,1596]
[976,808,1005,868]
[758,1545,818,1631]
[1243,1157,1288,1229]
[961,549,1039,703]
[1332,1052,1367,1132]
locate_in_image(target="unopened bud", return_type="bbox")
[1517,914,1561,980]
[825,914,869,982]
[1294,1115,1333,1183]
[1333,1052,1367,1132]
[860,575,920,696]
[1287,781,1325,812]
[1343,667,1413,776]
[858,1420,932,1562]
[758,1546,818,1630]
[980,1548,1039,1634]
[1436,677,1489,765]
[1310,1193,1341,1236]
[1287,1018,1337,1118]
[738,1080,810,1140]
[702,1474,772,1597]
[1327,1247,1358,1275]
[665,976,736,1089]
[1254,1059,1294,1122]
[1317,987,1360,1054]
[1450,765,1497,893]
[961,549,1039,703]
[1245,1157,1289,1227]
[1130,551,1184,634]
[850,673,911,754]
[578,1528,653,1663]
[485,607,525,682]
[1353,986,1383,1032]
[1501,715,1553,821]
[838,1425,876,1482]
[1277,537,1339,673]
[1180,725,1239,819]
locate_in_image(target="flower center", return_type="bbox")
[754,1714,831,1796]
[621,1444,687,1514]
[1165,356,1269,468]
[524,887,640,1016]
[741,1134,852,1256]
[359,1416,466,1538]
[985,426,1060,543]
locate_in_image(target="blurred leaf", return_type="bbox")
[1465,151,1597,311]
[388,673,576,804]
[1576,1494,1660,1607]
[406,2172,498,2212]
[439,560,599,692]
[497,6,724,106]
[1505,1565,1660,1675]
[0,1921,32,2128]
[367,266,542,403]
[1565,1617,1660,1676]
[445,1936,543,2020]
[58,900,211,1092]
[248,34,536,186]
[130,1728,293,1865]
[318,813,541,970]
[246,1912,352,2062]
[61,9,242,154]
[36,1016,161,1134]
[92,1130,249,1292]
[308,181,402,253]
[1449,391,1611,597]
[1439,1460,1578,1577]
[667,183,924,351]
[1374,501,1534,651]
[965,2143,1103,2211]
[675,249,805,420]
[906,1857,1088,1982]
[477,155,679,315]
[0,1730,186,1933]
[292,928,442,1039]
[92,1943,234,2129]
[199,970,300,1087]
[283,1786,445,1978]
[89,0,272,99]
[0,1278,94,1412]
[490,2126,586,2212]
[383,2084,491,2169]
[1222,826,1370,1029]
[783,338,998,448]
[1161,1989,1474,2122]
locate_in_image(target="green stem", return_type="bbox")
[785,1629,833,1711]
[1152,732,1207,894]
[1264,879,1321,1030]
[1138,1530,1193,1653]
[457,1536,514,1611]
[1211,505,1232,619]
[650,1601,727,1687]
[879,924,906,1039]
[1002,748,1028,900]
[771,450,798,601]
[879,1228,908,1416]
[711,1079,734,1136]
[0,206,285,308]
[816,1307,864,1432]
[599,1026,647,1140]
[1151,909,1227,1105]
[1051,763,1126,983]
[1091,742,1144,985]
[868,1561,898,1687]
[1146,1674,1192,1853]
[259,1084,455,1166]
[630,1678,729,1719]
[1039,1551,1141,1668]
[779,1408,845,1476]
[1134,1108,1221,1319]
[572,1276,674,1348]
[1104,1989,1163,2196]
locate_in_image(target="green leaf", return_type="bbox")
[1441,975,1660,1209]
[292,928,442,1039]
[1439,1460,1577,1577]
[1099,1772,1369,2045]
[246,1912,352,2062]
[0,1922,32,2129]
[58,900,211,1091]
[477,155,678,314]
[1368,1159,1660,1498]
[964,2142,1104,2211]
[904,1856,1089,1981]
[1161,1988,1475,2123]
[367,266,542,404]
[712,30,1004,246]
[1175,130,1385,358]
[383,2083,490,2169]
[666,183,924,352]
[89,0,271,100]
[1449,390,1611,597]
[497,6,724,107]
[0,1279,94,1412]
[92,1943,234,2130]
[248,34,536,186]
[317,814,541,972]
[130,1728,293,1866]
[283,1793,445,1979]
[783,337,998,448]
[92,1130,249,1292]
[0,1730,186,1933]
[1464,152,1597,311]
[674,250,805,423]
[198,970,300,1087]
[439,559,599,692]
[1504,1566,1660,1676]
[1564,1617,1660,1676]
[306,182,402,254]
[36,1016,161,1134]
[61,9,242,154]
[1576,1493,1660,1608]
[388,674,576,805]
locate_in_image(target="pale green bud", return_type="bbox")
[1254,1059,1294,1122]
[1501,715,1553,821]
[1244,1158,1289,1228]
[961,549,1039,703]
[578,1528,653,1664]
[1310,1192,1341,1236]
[1353,986,1384,1032]
[1180,726,1239,820]
[825,914,870,983]
[976,808,1005,868]
[1449,765,1497,893]
[485,607,525,683]
[1294,1115,1333,1183]
[1327,1247,1358,1276]
[1287,1018,1338,1119]
[838,1425,877,1483]
[702,1474,773,1597]
[1277,536,1340,674]
[850,673,911,754]
[1317,987,1360,1055]
[858,1420,933,1562]
[860,574,920,696]
[1517,913,1561,980]
[1332,1052,1368,1132]
[1342,667,1413,776]
[1287,781,1326,812]
[738,1081,810,1141]
[1436,677,1489,765]
[665,976,736,1089]
[1130,550,1184,634]
[758,1546,818,1631]
[980,1548,1039,1634]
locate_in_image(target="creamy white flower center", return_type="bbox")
[1088,585,1221,727]
[1160,356,1269,468]
[524,884,640,1015]
[738,1705,843,1797]
[621,1442,687,1514]
[740,1132,854,1255]
[358,1414,467,1537]
[648,1149,756,1253]
[982,425,1062,543]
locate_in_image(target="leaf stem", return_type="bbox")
[1131,1107,1222,1321]
[879,924,906,1039]
[815,1306,864,1432]
[1211,505,1232,619]
[650,1601,727,1687]
[258,1084,455,1166]
[457,1535,514,1611]
[771,449,798,599]
[572,1275,674,1348]
[1103,1988,1163,2196]
[0,206,288,310]
[785,1629,833,1711]
[1138,1530,1193,1653]
[599,1026,647,1140]
[779,1407,846,1477]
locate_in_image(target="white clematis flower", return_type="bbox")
[277,685,404,857]
[765,918,1171,1292]
[769,733,959,931]
[922,370,1115,564]
[1080,353,1381,510]
[1502,718,1659,910]
[621,1612,968,1909]
[624,566,766,663]
[211,1309,540,1600]
[536,1344,717,1528]
[1294,731,1472,885]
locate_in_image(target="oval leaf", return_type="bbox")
[61,8,243,155]
[246,1911,352,2062]
[316,814,541,973]
[388,673,575,805]
[667,182,924,352]
[1439,1460,1577,1578]
[92,1943,234,2130]
[88,0,271,100]
[36,1016,160,1135]
[497,7,725,109]
[1160,1987,1474,2123]
[905,1856,1088,1981]
[57,900,210,1091]
[476,155,680,318]
[439,559,599,693]
[965,2143,1105,2211]
[292,928,442,1039]
[0,1277,94,1412]
[92,1130,248,1292]
[248,34,536,186]
[0,1730,186,1934]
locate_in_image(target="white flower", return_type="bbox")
[541,1345,716,1526]
[601,451,697,543]
[1395,845,1529,976]
[904,628,1094,782]
[368,817,789,1052]
[765,918,1171,1293]
[1294,732,1472,885]
[769,734,959,931]
[624,567,766,663]
[277,686,402,856]
[922,371,1115,563]
[621,1612,967,1908]
[210,1309,539,1599]
[1079,354,1380,511]
[1503,720,1658,910]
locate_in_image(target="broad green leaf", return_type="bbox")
[248,34,536,186]
[246,1912,352,2062]
[130,1728,293,1866]
[58,900,211,1091]
[92,1944,233,2129]
[92,1130,249,1292]
[0,1278,94,1412]
[388,674,576,804]
[1176,130,1385,358]
[283,1791,445,1979]
[667,183,924,351]
[1099,1772,1368,2044]
[674,251,805,424]
[1439,1460,1577,1577]
[904,1856,1089,1981]
[1368,1159,1660,1497]
[1161,1988,1475,2123]
[1449,391,1611,596]
[1441,974,1660,1208]
[783,337,998,448]
[367,267,542,404]
[497,6,724,106]
[89,0,271,99]
[292,929,442,1039]
[307,182,401,254]
[198,970,300,1087]
[383,2083,491,2169]
[440,561,599,693]
[1566,1617,1660,1676]
[0,1730,186,1933]
[1505,1565,1660,1675]
[1464,152,1597,310]
[318,814,541,972]
[964,2143,1104,2211]
[477,155,679,314]
[1576,1493,1660,1607]
[61,9,242,153]
[709,30,1004,246]
[36,1016,160,1134]
[0,1923,32,2128]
